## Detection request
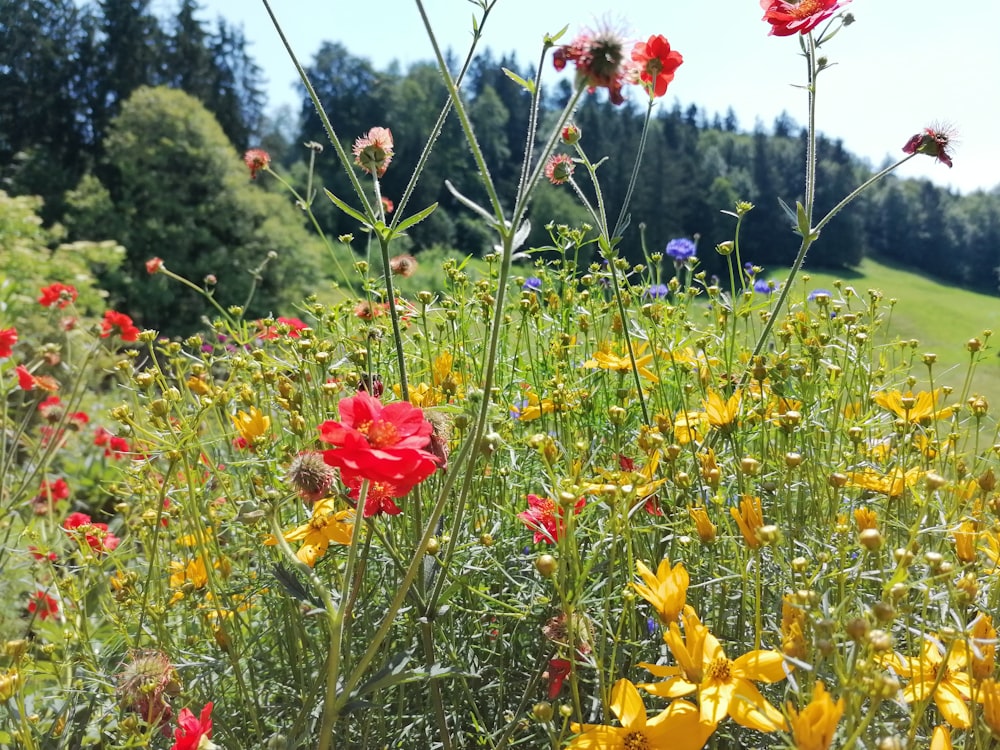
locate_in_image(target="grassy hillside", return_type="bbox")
[796,256,1000,407]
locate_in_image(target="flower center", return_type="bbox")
[623,731,649,750]
[790,0,824,18]
[707,657,733,682]
[358,419,399,448]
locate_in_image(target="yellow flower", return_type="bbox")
[568,678,715,750]
[0,669,23,701]
[979,678,1000,736]
[688,507,716,543]
[970,614,996,680]
[168,555,231,604]
[853,507,877,532]
[781,595,808,661]
[673,409,709,445]
[632,559,688,625]
[787,681,843,750]
[882,635,972,728]
[232,406,270,444]
[640,608,788,731]
[703,389,740,430]
[954,519,979,564]
[930,725,952,750]
[846,467,922,498]
[872,388,954,424]
[583,341,659,383]
[511,392,555,422]
[730,495,765,550]
[265,497,354,567]
[583,453,667,509]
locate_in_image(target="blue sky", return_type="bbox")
[189,0,999,194]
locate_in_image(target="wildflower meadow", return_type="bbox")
[3,1,999,749]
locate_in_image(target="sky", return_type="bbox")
[188,0,999,195]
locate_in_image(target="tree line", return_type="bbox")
[3,1,1000,337]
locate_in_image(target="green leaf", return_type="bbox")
[545,24,569,45]
[502,67,535,94]
[394,202,439,234]
[795,200,812,238]
[324,189,370,226]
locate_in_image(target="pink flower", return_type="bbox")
[63,511,120,554]
[100,310,140,342]
[171,703,215,750]
[0,327,16,358]
[381,196,394,214]
[517,494,585,544]
[38,283,78,309]
[761,0,851,37]
[352,127,394,176]
[544,154,575,185]
[27,590,59,620]
[631,35,683,98]
[243,148,270,179]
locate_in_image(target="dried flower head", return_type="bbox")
[287,451,337,503]
[243,148,270,179]
[553,23,632,105]
[117,650,181,728]
[389,254,418,277]
[902,126,955,168]
[353,127,394,176]
[544,154,575,185]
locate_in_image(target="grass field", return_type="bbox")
[797,255,1000,407]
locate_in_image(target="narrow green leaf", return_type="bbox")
[394,202,439,234]
[502,67,535,94]
[324,188,370,226]
[795,200,811,237]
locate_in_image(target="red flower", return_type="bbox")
[15,365,59,393]
[546,658,573,699]
[761,0,851,37]
[171,702,214,750]
[902,127,954,168]
[517,493,585,544]
[100,310,140,342]
[95,427,132,458]
[319,391,438,497]
[256,316,308,340]
[0,327,16,358]
[28,546,57,562]
[561,124,581,145]
[146,257,164,274]
[343,474,405,517]
[63,512,120,554]
[27,590,59,620]
[38,283,78,309]
[243,148,270,179]
[631,35,683,98]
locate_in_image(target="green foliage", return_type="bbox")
[65,86,325,337]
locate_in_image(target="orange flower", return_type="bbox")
[731,495,765,549]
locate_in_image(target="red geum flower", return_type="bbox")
[342,473,404,517]
[517,493,585,544]
[631,35,683,98]
[256,316,308,340]
[171,702,216,750]
[100,310,140,342]
[243,148,270,179]
[38,283,78,309]
[27,590,59,621]
[319,391,439,497]
[546,658,573,699]
[15,365,59,393]
[63,511,120,554]
[902,127,955,168]
[28,546,57,562]
[761,0,851,37]
[38,395,63,421]
[146,257,164,274]
[0,327,16,358]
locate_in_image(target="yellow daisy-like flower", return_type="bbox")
[845,467,922,498]
[632,558,688,625]
[930,725,953,750]
[688,506,716,543]
[0,669,23,702]
[640,607,789,730]
[872,388,954,424]
[567,678,715,750]
[583,342,659,383]
[510,392,555,422]
[265,497,354,567]
[703,389,740,430]
[853,507,878,531]
[168,555,231,604]
[953,519,979,564]
[730,495,765,550]
[232,406,270,444]
[787,681,843,750]
[881,635,972,728]
[979,678,1000,736]
[673,409,709,445]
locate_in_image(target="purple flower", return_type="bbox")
[744,262,756,277]
[754,278,774,295]
[808,288,832,302]
[665,238,696,262]
[523,277,543,292]
[646,284,669,299]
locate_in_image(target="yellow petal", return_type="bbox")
[699,678,735,726]
[732,649,789,683]
[609,679,645,730]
